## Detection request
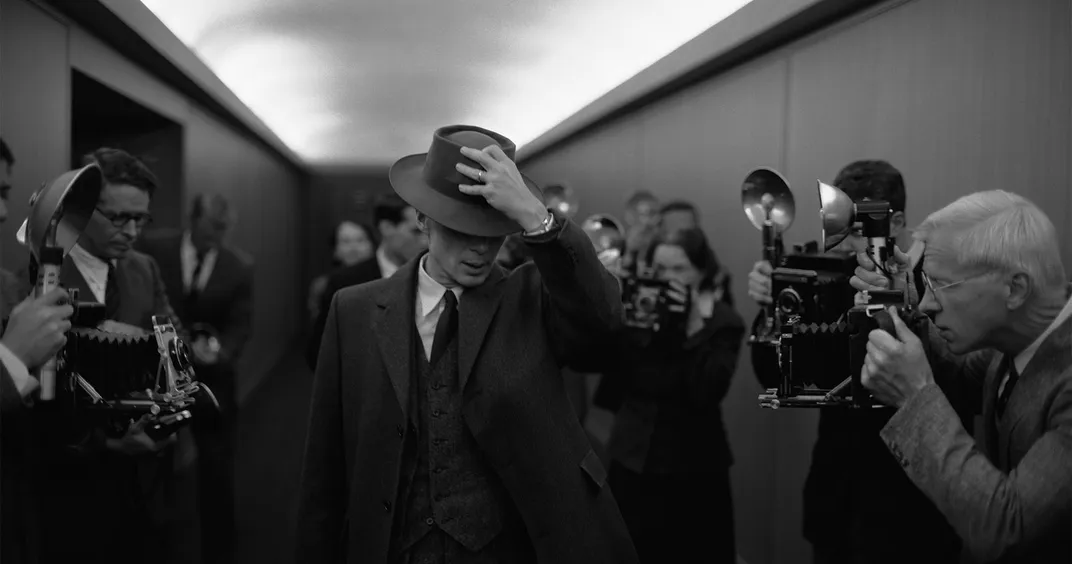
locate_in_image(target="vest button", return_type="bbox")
[434,467,445,474]
[396,425,404,438]
[383,500,391,512]
[432,409,442,418]
[432,383,442,390]
[425,518,434,526]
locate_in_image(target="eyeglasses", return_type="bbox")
[920,271,990,297]
[96,207,152,229]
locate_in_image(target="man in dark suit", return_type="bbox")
[138,192,252,564]
[295,125,637,563]
[306,193,426,369]
[747,160,973,564]
[33,147,182,564]
[1,287,73,564]
[856,190,1072,564]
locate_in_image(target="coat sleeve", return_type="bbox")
[523,210,624,364]
[294,293,348,563]
[880,356,1069,561]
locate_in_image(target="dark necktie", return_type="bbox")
[996,356,1020,418]
[104,262,120,318]
[429,290,458,366]
[186,250,207,311]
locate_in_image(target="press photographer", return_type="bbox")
[596,227,744,564]
[746,160,973,564]
[25,147,196,564]
[853,190,1072,564]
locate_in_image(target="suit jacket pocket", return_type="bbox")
[580,449,607,490]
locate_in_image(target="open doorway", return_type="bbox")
[71,69,184,230]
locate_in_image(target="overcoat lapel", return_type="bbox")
[375,261,418,426]
[373,260,509,423]
[457,267,506,392]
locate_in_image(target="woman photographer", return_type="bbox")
[603,227,745,563]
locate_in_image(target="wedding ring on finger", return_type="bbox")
[477,170,485,183]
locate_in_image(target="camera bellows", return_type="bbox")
[66,327,160,398]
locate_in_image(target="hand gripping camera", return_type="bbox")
[742,168,917,409]
[17,164,218,444]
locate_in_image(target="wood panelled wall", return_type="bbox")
[0,0,307,401]
[518,0,1072,562]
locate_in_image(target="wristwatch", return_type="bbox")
[523,210,556,237]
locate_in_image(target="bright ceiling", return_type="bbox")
[139,0,753,167]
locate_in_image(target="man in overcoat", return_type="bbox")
[295,125,638,563]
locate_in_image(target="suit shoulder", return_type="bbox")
[328,257,379,289]
[335,276,390,305]
[126,249,161,272]
[224,245,254,269]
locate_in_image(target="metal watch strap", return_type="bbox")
[523,210,555,237]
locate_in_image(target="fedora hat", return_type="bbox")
[389,125,543,238]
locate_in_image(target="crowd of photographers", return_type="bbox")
[488,159,1071,564]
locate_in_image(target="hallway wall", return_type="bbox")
[517,0,1072,562]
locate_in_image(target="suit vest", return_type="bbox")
[393,323,526,556]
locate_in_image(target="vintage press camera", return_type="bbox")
[17,163,217,443]
[742,168,916,409]
[581,213,684,333]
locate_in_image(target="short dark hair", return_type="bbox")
[646,227,732,305]
[659,200,699,220]
[83,147,158,196]
[833,160,906,213]
[0,137,14,167]
[373,193,411,226]
[190,193,235,222]
[625,190,657,209]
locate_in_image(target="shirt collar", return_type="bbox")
[416,254,462,317]
[1014,286,1072,374]
[69,243,116,269]
[377,246,399,279]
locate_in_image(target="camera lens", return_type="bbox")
[777,288,802,315]
[637,294,657,313]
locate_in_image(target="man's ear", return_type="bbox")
[416,212,429,234]
[1006,272,1032,310]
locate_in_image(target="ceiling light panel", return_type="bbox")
[140,0,754,166]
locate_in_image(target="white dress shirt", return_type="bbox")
[182,231,219,293]
[0,342,36,398]
[415,255,463,360]
[69,244,116,304]
[377,246,401,280]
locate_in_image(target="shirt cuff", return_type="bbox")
[0,342,39,398]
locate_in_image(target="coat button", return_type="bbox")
[396,425,404,438]
[383,500,391,512]
[425,517,434,526]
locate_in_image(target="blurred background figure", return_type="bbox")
[139,192,254,564]
[621,190,660,275]
[307,220,375,322]
[658,200,700,237]
[600,227,742,564]
[306,193,426,369]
